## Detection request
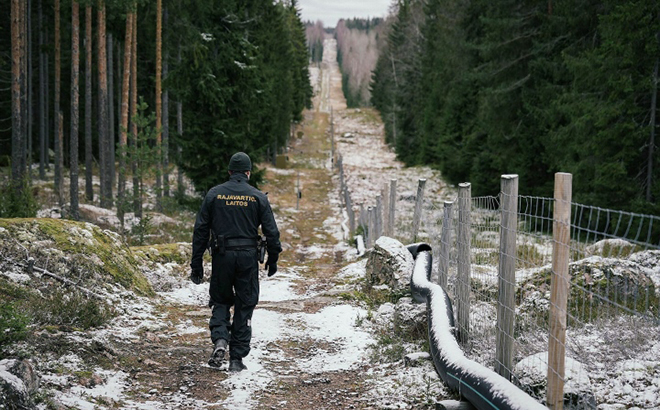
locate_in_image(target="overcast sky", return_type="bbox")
[298,0,393,28]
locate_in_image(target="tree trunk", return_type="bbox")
[108,32,115,189]
[54,0,62,206]
[130,12,141,218]
[162,7,169,198]
[44,31,49,172]
[11,0,23,191]
[85,5,93,201]
[20,0,27,179]
[98,0,111,208]
[70,1,80,220]
[116,38,122,181]
[26,0,33,181]
[647,58,658,202]
[118,12,133,228]
[38,0,45,180]
[155,0,163,209]
[176,42,184,198]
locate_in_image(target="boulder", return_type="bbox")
[585,238,638,258]
[394,297,427,338]
[0,359,39,409]
[518,253,659,320]
[366,236,414,291]
[628,250,660,294]
[515,352,595,409]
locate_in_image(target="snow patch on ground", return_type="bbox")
[259,269,307,302]
[160,280,210,306]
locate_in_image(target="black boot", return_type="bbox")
[208,339,228,368]
[228,358,247,372]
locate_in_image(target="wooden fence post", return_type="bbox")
[344,188,355,236]
[376,194,383,240]
[367,206,374,248]
[359,203,366,233]
[382,183,389,235]
[388,179,397,237]
[457,183,471,344]
[412,178,427,242]
[496,174,519,380]
[338,154,344,196]
[439,201,453,289]
[330,106,334,167]
[547,172,572,410]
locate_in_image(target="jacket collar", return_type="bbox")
[230,172,249,183]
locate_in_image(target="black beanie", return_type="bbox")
[228,152,252,171]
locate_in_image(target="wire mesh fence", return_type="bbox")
[342,170,660,408]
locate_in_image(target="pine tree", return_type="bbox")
[118,10,134,227]
[11,0,24,191]
[54,0,62,205]
[70,0,81,220]
[98,0,112,209]
[154,0,163,209]
[84,5,93,201]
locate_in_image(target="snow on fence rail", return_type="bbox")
[338,166,660,409]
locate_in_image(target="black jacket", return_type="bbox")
[191,173,281,271]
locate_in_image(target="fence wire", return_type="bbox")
[424,192,660,408]
[340,169,660,408]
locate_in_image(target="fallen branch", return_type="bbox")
[17,261,105,300]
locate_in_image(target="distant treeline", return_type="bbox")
[305,20,324,63]
[335,18,385,107]
[370,0,660,213]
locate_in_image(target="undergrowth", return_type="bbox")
[28,288,116,330]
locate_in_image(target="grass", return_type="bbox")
[0,302,29,353]
[340,280,411,310]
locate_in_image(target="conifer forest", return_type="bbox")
[365,0,660,213]
[1,0,312,219]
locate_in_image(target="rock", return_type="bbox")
[514,352,595,409]
[79,373,104,388]
[0,359,39,409]
[366,237,414,291]
[404,352,431,367]
[394,297,427,338]
[519,253,659,319]
[627,250,660,294]
[585,238,638,258]
[374,302,395,327]
[570,256,657,300]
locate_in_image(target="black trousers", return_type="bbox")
[208,248,259,359]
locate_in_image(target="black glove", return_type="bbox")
[267,263,277,277]
[190,268,204,284]
[266,253,279,277]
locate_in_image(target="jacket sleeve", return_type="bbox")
[260,196,282,256]
[191,193,212,271]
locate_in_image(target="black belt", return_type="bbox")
[225,238,258,249]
